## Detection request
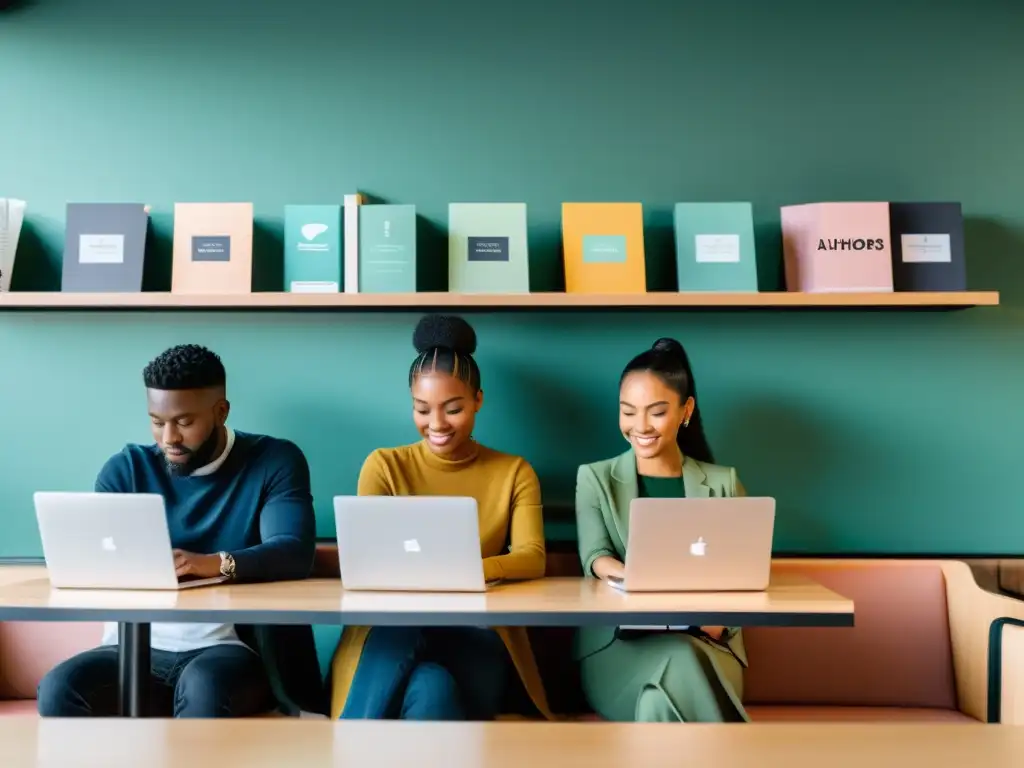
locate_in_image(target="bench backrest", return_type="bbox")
[0,622,102,700]
[743,559,957,709]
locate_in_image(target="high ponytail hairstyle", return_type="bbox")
[619,337,715,463]
[408,314,482,392]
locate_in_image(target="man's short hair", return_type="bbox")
[142,344,226,390]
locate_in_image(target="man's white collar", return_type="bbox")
[190,427,235,477]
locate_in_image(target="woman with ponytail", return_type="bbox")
[573,338,749,723]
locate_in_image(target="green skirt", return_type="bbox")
[578,630,749,723]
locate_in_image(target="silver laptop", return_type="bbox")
[334,496,486,592]
[34,491,228,590]
[608,497,776,593]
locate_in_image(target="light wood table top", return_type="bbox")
[3,718,1020,767]
[0,565,853,627]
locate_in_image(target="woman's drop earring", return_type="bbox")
[683,417,690,428]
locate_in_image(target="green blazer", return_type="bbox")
[573,448,748,665]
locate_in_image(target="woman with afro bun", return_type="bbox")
[329,314,552,722]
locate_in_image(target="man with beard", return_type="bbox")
[37,344,321,718]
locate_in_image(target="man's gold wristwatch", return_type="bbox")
[218,552,237,580]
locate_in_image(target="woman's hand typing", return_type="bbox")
[592,556,626,581]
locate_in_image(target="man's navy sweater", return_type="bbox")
[95,430,316,582]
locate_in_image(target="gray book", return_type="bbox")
[62,203,149,292]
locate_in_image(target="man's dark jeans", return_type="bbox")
[36,643,273,718]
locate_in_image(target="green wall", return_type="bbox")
[1,0,1022,558]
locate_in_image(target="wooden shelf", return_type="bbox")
[0,290,1000,311]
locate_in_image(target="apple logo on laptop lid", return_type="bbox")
[689,537,707,557]
[101,536,117,552]
[403,539,421,553]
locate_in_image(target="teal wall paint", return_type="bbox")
[1,0,1023,558]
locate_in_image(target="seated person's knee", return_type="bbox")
[36,655,111,717]
[402,662,462,720]
[36,670,67,717]
[635,685,672,722]
[174,664,230,718]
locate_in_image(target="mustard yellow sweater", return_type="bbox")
[329,440,553,720]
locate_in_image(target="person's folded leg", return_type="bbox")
[400,662,464,720]
[340,627,427,719]
[37,646,121,717]
[172,644,273,718]
[425,627,510,721]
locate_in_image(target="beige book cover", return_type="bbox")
[171,203,254,294]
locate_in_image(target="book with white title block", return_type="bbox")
[62,203,150,292]
[673,202,758,292]
[888,202,966,292]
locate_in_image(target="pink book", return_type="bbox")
[172,203,254,294]
[781,202,893,292]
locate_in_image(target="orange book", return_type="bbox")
[562,202,646,294]
[172,203,254,294]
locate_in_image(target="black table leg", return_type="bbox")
[118,622,150,718]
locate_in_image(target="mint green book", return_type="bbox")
[284,205,342,292]
[359,204,417,293]
[674,202,758,292]
[448,203,529,293]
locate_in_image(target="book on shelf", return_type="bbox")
[0,198,26,292]
[674,202,758,292]
[171,202,254,294]
[343,193,363,293]
[562,202,646,294]
[61,203,150,293]
[358,204,416,293]
[284,204,342,293]
[781,202,893,293]
[889,202,966,292]
[448,203,529,293]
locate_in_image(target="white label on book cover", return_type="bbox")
[901,234,951,263]
[290,281,339,293]
[695,234,740,263]
[79,234,125,264]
